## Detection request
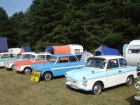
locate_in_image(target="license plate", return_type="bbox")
[30,71,41,82]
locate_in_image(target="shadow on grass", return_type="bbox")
[65,83,136,95]
[125,95,140,105]
[39,75,65,82]
[0,67,5,69]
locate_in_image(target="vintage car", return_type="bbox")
[134,80,140,101]
[31,54,86,81]
[0,52,15,67]
[14,52,52,74]
[4,52,36,70]
[65,55,138,95]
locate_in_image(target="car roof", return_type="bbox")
[0,52,11,54]
[52,54,75,57]
[21,52,36,54]
[91,55,124,60]
[32,52,52,56]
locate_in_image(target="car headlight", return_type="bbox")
[135,81,140,90]
[83,77,87,83]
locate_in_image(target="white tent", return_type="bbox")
[77,51,93,62]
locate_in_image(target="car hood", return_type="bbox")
[31,62,55,70]
[67,67,103,82]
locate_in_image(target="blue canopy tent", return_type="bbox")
[94,46,120,56]
[45,46,54,54]
[20,46,32,53]
[0,37,8,52]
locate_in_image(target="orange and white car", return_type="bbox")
[14,52,52,74]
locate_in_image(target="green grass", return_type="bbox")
[0,68,140,105]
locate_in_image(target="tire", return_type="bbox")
[125,75,133,86]
[11,65,15,71]
[92,82,102,95]
[43,72,52,80]
[23,67,32,74]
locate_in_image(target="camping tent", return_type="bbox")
[123,44,128,57]
[77,51,93,62]
[94,46,120,56]
[20,46,32,53]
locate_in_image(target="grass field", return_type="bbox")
[0,68,140,105]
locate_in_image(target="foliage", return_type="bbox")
[0,0,140,52]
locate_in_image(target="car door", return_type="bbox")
[106,59,123,87]
[54,56,70,76]
[68,56,82,70]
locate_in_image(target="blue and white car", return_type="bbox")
[65,55,138,95]
[31,54,86,80]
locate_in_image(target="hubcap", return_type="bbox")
[24,69,30,74]
[45,74,51,80]
[94,84,101,94]
[127,77,132,85]
[12,65,15,71]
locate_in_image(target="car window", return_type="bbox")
[1,54,10,58]
[21,54,30,59]
[58,57,68,63]
[85,59,105,69]
[46,55,51,60]
[30,55,35,60]
[17,54,22,58]
[48,56,57,63]
[107,59,119,69]
[69,56,77,62]
[119,58,127,67]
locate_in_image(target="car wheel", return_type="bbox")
[11,65,15,71]
[126,75,133,86]
[23,67,31,74]
[43,72,52,80]
[92,82,102,95]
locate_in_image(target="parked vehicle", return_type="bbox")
[46,44,83,55]
[8,48,21,57]
[31,54,86,81]
[0,52,15,67]
[65,55,138,95]
[14,52,52,74]
[4,52,35,70]
[124,40,140,71]
[134,80,140,101]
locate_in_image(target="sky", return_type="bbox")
[0,0,33,17]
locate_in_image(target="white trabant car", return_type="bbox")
[4,52,35,70]
[65,55,138,95]
[14,52,52,74]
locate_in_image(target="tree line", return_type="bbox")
[0,0,140,53]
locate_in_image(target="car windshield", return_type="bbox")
[85,59,106,69]
[48,56,57,63]
[16,54,22,58]
[29,55,35,60]
[20,54,30,59]
[1,54,10,58]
